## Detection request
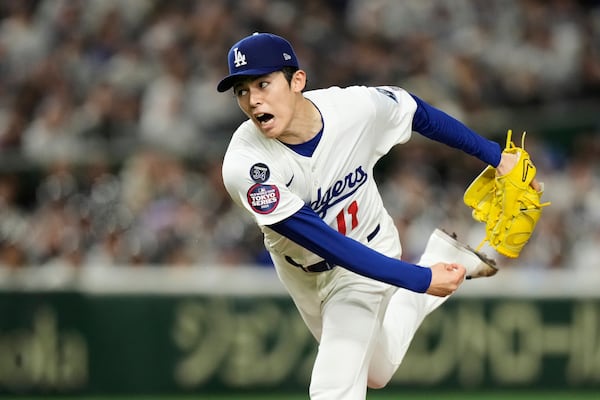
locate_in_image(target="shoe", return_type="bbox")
[418,228,498,279]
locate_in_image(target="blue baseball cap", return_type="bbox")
[217,33,299,92]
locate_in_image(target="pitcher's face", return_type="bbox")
[234,70,305,140]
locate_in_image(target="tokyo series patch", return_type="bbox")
[249,163,270,183]
[247,184,280,214]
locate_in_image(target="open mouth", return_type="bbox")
[256,113,274,125]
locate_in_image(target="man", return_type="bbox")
[218,32,521,399]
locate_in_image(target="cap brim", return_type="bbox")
[216,67,281,92]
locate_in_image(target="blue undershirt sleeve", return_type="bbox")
[410,94,502,167]
[268,204,432,293]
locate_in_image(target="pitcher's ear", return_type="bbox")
[291,69,307,92]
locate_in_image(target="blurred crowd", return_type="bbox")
[0,0,599,271]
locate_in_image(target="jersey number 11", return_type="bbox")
[336,200,358,235]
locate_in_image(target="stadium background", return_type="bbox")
[0,0,599,399]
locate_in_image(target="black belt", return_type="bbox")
[285,223,380,273]
[285,255,335,272]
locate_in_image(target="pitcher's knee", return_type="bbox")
[367,375,390,390]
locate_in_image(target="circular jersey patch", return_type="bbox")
[247,184,280,214]
[249,163,270,183]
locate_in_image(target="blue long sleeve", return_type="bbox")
[269,205,432,293]
[410,94,502,167]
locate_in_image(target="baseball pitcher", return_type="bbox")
[218,33,545,400]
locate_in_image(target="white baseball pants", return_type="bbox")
[271,229,470,400]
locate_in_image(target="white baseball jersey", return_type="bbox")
[222,85,417,268]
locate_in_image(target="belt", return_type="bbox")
[285,223,380,273]
[285,256,336,272]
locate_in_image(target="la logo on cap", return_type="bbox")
[233,47,247,67]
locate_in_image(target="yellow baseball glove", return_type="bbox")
[464,130,550,258]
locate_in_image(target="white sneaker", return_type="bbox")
[418,228,498,279]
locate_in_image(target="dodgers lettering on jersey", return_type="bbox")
[310,166,368,218]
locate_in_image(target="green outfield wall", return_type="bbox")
[0,266,599,396]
